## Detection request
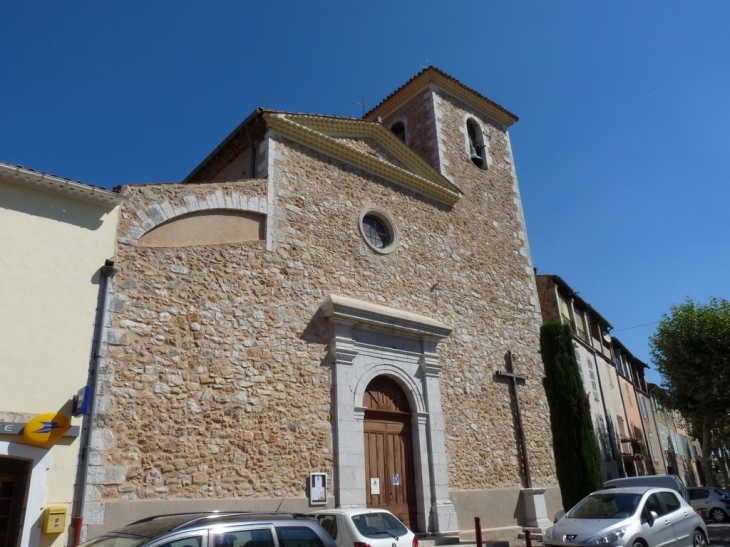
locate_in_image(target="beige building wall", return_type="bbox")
[0,173,120,547]
[594,357,629,479]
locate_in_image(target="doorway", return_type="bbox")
[363,376,417,530]
[0,457,29,547]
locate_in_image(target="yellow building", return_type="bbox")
[0,164,122,547]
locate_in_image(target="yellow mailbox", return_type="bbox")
[42,506,67,534]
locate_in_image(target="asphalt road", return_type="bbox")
[707,522,730,547]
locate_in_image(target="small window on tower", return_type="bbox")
[390,121,406,142]
[466,118,488,169]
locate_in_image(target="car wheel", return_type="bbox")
[692,530,708,547]
[632,541,645,547]
[710,508,728,522]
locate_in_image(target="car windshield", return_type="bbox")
[715,489,730,498]
[567,493,642,519]
[78,536,145,547]
[351,513,408,538]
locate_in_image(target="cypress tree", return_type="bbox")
[540,319,604,511]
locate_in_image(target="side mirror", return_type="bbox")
[643,510,658,525]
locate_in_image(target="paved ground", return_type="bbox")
[451,520,730,547]
[707,522,730,547]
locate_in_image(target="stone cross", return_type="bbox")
[496,351,532,488]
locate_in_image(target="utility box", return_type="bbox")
[42,506,67,534]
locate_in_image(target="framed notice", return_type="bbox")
[309,473,328,506]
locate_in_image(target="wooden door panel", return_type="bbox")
[364,417,416,530]
[365,430,387,507]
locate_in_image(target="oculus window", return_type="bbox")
[359,207,399,254]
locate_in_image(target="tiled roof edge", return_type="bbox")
[0,163,124,207]
[364,66,518,126]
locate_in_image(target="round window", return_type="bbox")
[358,207,399,254]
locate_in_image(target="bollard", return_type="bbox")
[475,517,483,547]
[525,528,532,547]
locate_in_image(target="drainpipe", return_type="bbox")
[73,260,118,546]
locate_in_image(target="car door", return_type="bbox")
[658,491,694,547]
[314,514,343,547]
[688,489,711,515]
[642,493,676,547]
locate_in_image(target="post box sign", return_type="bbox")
[22,413,71,446]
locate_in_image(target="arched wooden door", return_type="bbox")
[363,376,417,530]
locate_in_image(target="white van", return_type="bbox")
[603,475,688,501]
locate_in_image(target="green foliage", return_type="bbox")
[650,297,730,486]
[650,297,730,417]
[540,320,604,511]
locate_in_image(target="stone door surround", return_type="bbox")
[320,294,458,535]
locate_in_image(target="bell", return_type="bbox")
[470,146,483,167]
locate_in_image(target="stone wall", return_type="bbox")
[90,87,558,533]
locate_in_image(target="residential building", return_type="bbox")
[649,384,704,486]
[536,274,626,481]
[612,339,664,476]
[0,164,122,547]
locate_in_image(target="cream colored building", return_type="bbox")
[0,164,122,547]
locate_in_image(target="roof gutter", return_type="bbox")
[0,164,124,207]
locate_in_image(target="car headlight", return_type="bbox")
[588,528,627,545]
[544,526,555,541]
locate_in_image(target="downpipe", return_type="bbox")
[73,260,118,546]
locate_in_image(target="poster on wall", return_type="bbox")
[309,473,328,505]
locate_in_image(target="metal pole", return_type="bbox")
[475,517,483,547]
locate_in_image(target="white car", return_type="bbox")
[310,508,418,547]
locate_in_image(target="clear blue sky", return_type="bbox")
[3,2,729,384]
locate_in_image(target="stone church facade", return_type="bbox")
[83,68,559,540]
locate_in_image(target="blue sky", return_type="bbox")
[3,2,729,384]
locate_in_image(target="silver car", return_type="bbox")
[688,487,730,522]
[544,487,708,547]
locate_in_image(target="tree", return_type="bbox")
[540,320,604,511]
[650,297,730,486]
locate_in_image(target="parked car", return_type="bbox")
[604,474,688,501]
[310,508,417,547]
[544,487,708,547]
[688,486,730,522]
[554,474,691,522]
[78,511,339,547]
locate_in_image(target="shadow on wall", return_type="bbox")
[300,308,333,347]
[1,181,109,230]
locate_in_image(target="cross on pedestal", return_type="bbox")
[495,350,532,488]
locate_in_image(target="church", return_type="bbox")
[82,67,559,541]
